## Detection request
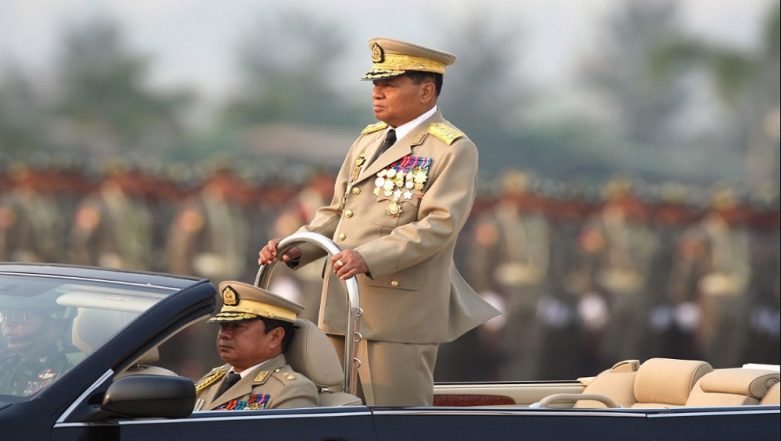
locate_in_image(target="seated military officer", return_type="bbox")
[0,296,73,396]
[193,281,318,411]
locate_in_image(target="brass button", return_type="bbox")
[390,280,399,288]
[351,187,361,195]
[337,233,346,241]
[344,209,353,218]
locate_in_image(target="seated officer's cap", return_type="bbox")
[362,37,456,80]
[209,281,304,324]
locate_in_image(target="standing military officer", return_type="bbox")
[194,281,318,411]
[68,164,154,270]
[0,163,67,263]
[467,170,552,380]
[573,178,659,365]
[669,189,753,367]
[166,166,251,281]
[260,38,499,406]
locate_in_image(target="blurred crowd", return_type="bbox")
[1,156,779,381]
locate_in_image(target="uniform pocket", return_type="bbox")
[366,263,425,291]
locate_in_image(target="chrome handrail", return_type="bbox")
[255,232,361,396]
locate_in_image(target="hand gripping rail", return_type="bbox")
[255,232,362,396]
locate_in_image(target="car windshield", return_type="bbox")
[0,273,175,398]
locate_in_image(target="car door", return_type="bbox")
[646,406,781,441]
[371,407,654,441]
[94,407,376,441]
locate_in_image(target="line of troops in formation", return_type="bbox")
[1,159,779,381]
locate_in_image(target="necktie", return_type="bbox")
[379,129,396,154]
[216,371,242,396]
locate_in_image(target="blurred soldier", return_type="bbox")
[669,188,753,367]
[265,170,335,322]
[744,192,780,364]
[0,293,73,396]
[0,163,67,263]
[133,161,184,272]
[166,166,251,281]
[541,183,592,379]
[573,177,659,365]
[466,170,552,380]
[644,183,697,359]
[68,163,154,270]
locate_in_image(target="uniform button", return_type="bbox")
[344,209,353,218]
[338,233,346,241]
[390,280,399,288]
[351,187,361,195]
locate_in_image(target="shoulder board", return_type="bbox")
[252,370,271,385]
[195,367,228,394]
[270,367,298,384]
[428,123,464,145]
[361,121,388,135]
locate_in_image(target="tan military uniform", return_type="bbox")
[194,354,317,411]
[292,110,499,404]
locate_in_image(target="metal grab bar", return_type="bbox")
[254,232,361,396]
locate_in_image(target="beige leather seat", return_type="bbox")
[574,359,640,408]
[760,382,780,405]
[72,307,140,353]
[72,307,176,378]
[532,359,639,409]
[685,368,779,406]
[115,347,177,379]
[631,358,712,408]
[535,358,713,409]
[286,319,362,406]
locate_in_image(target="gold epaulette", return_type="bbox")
[428,122,464,145]
[253,371,271,385]
[361,121,388,135]
[195,367,228,394]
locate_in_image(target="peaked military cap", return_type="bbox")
[209,281,304,324]
[362,37,457,80]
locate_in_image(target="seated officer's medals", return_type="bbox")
[374,156,432,217]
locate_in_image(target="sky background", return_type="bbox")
[0,0,774,105]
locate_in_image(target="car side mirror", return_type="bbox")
[101,375,196,418]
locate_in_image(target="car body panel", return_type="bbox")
[1,263,779,441]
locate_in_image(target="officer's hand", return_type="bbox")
[258,239,301,265]
[331,250,368,280]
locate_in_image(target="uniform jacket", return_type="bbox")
[293,110,500,344]
[194,354,318,411]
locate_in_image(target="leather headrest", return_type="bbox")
[285,319,344,391]
[700,369,779,399]
[72,308,139,353]
[634,358,713,405]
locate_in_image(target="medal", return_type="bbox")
[387,202,401,216]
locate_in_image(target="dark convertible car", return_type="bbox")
[1,232,779,441]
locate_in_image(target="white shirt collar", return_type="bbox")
[389,105,438,143]
[232,356,276,379]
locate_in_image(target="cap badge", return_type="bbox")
[222,286,239,306]
[371,42,385,63]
